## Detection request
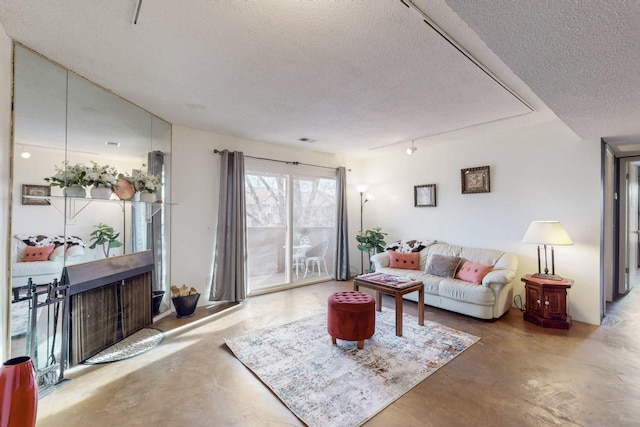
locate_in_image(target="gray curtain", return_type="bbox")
[210,150,247,302]
[333,166,350,280]
[130,151,164,291]
[147,150,164,291]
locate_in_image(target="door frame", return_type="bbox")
[602,138,640,321]
[617,156,640,295]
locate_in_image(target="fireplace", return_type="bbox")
[61,251,155,367]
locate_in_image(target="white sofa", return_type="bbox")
[370,240,518,320]
[11,235,85,290]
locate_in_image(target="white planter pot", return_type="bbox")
[63,184,86,198]
[139,192,157,203]
[90,185,113,199]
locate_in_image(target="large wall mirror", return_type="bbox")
[9,44,171,384]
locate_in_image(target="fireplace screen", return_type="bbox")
[62,251,154,366]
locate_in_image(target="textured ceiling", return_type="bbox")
[1,1,638,157]
[447,0,640,156]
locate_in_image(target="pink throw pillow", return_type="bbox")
[389,251,420,270]
[456,260,493,284]
[22,244,56,262]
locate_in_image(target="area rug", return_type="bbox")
[83,328,164,364]
[225,310,479,427]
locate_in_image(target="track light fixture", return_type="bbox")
[406,140,417,155]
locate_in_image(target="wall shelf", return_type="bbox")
[22,195,176,221]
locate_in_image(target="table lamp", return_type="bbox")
[522,220,573,280]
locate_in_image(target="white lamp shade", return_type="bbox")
[355,184,369,193]
[522,221,573,246]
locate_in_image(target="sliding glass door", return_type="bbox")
[245,159,336,293]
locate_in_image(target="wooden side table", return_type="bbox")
[521,274,573,329]
[353,273,424,337]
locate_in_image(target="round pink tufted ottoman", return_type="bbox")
[327,291,376,349]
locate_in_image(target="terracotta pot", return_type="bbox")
[0,356,38,427]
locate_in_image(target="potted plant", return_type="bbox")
[84,161,118,199]
[125,171,163,202]
[88,223,123,258]
[44,161,90,197]
[356,227,387,273]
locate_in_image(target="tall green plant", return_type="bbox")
[89,223,123,258]
[356,227,387,273]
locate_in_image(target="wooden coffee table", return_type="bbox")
[353,272,424,336]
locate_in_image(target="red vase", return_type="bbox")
[0,356,38,427]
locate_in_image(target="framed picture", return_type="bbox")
[461,166,490,194]
[414,184,436,207]
[22,184,51,205]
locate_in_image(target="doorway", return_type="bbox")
[603,144,640,322]
[618,157,640,295]
[244,159,337,294]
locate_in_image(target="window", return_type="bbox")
[245,159,336,293]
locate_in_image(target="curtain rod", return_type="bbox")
[213,149,338,171]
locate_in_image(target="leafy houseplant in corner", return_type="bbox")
[88,223,123,258]
[356,227,387,273]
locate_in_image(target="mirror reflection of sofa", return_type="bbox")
[11,234,86,298]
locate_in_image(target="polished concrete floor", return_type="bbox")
[35,280,640,426]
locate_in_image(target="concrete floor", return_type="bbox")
[35,280,640,426]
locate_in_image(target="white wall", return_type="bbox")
[170,126,350,303]
[171,120,602,324]
[359,119,601,325]
[0,25,12,361]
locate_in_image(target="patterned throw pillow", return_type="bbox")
[385,239,429,253]
[65,235,86,247]
[15,234,86,248]
[17,234,55,247]
[425,254,462,278]
[388,251,420,270]
[456,261,493,284]
[385,240,401,251]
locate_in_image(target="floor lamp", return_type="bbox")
[355,184,370,274]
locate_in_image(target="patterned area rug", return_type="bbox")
[225,310,479,427]
[83,328,164,364]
